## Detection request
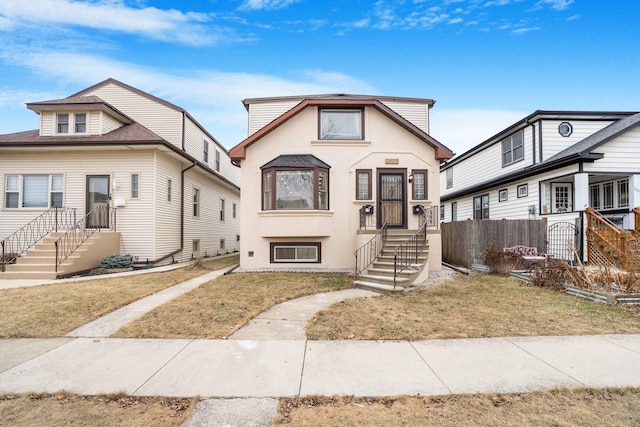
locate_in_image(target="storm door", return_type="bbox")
[86,175,110,228]
[378,172,406,228]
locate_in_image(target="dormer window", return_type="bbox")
[56,112,88,134]
[57,114,69,133]
[319,109,363,140]
[75,113,87,133]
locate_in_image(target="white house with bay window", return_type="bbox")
[439,110,640,261]
[229,94,453,274]
[0,78,240,277]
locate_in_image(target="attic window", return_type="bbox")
[501,130,524,167]
[319,109,363,140]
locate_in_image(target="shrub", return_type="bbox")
[482,246,524,276]
[531,260,571,291]
[1,252,20,265]
[100,254,134,269]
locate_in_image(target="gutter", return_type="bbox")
[181,162,197,253]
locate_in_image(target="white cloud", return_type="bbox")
[430,108,528,157]
[0,49,374,147]
[534,0,574,11]
[239,0,301,11]
[0,0,233,46]
[448,17,464,24]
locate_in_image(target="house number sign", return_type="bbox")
[385,158,399,165]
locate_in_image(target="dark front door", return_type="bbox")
[86,175,110,228]
[378,172,406,228]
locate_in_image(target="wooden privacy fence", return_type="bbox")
[442,219,548,268]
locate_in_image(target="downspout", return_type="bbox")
[181,162,197,253]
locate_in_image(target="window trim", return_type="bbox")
[440,204,445,221]
[517,184,528,198]
[551,183,572,213]
[270,242,321,263]
[4,174,64,209]
[473,194,490,220]
[319,108,364,140]
[501,130,524,167]
[56,112,88,135]
[589,178,629,211]
[203,139,209,163]
[451,201,457,221]
[130,173,140,199]
[498,188,508,202]
[215,150,221,172]
[411,169,428,201]
[220,197,225,222]
[446,168,453,189]
[232,202,237,218]
[262,166,330,211]
[356,169,372,200]
[193,188,200,218]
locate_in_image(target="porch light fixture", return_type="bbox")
[408,174,414,183]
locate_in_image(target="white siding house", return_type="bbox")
[440,110,640,261]
[0,78,240,272]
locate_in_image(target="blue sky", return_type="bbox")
[0,0,638,155]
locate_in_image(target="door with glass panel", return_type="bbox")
[378,172,406,228]
[86,175,110,228]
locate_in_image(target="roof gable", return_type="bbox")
[230,97,453,162]
[546,112,640,163]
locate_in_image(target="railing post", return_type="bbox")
[393,253,397,289]
[1,240,5,272]
[54,240,58,274]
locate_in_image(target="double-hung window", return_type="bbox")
[193,188,200,217]
[262,155,330,211]
[215,150,221,172]
[203,140,209,163]
[473,194,490,219]
[75,113,87,133]
[446,168,453,189]
[411,170,427,200]
[356,169,371,200]
[501,130,524,167]
[320,109,363,140]
[4,174,63,208]
[57,114,69,134]
[131,174,139,199]
[57,113,87,134]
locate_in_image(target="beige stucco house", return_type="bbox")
[229,94,453,288]
[0,78,240,278]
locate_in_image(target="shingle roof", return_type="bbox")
[0,123,164,145]
[546,112,640,162]
[261,154,331,169]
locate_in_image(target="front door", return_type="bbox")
[378,172,406,228]
[86,175,110,228]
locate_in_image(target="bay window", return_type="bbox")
[261,155,330,211]
[4,174,63,208]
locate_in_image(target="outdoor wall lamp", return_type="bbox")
[408,174,414,183]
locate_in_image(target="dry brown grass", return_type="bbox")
[0,392,195,427]
[0,255,238,338]
[275,388,640,426]
[306,272,640,340]
[113,272,353,338]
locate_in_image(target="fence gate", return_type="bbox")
[547,221,579,264]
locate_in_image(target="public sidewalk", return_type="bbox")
[1,334,639,398]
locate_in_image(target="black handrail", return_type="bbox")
[54,206,116,274]
[355,206,388,279]
[392,206,436,288]
[1,207,77,272]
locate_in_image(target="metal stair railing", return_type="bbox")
[392,206,434,289]
[355,206,388,279]
[54,206,117,275]
[1,207,77,272]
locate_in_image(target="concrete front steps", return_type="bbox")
[0,231,120,280]
[354,229,429,294]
